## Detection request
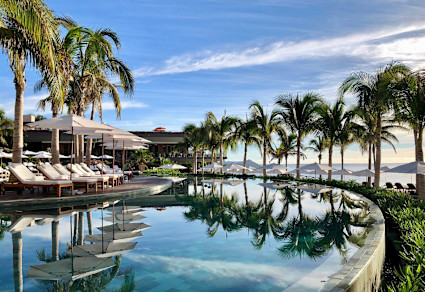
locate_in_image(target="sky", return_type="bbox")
[0,0,424,164]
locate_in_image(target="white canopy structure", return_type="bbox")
[26,257,115,281]
[297,185,332,194]
[256,163,287,170]
[258,182,290,189]
[380,166,391,172]
[199,163,223,172]
[333,169,353,176]
[103,214,146,223]
[159,164,187,170]
[22,150,37,156]
[102,155,113,159]
[98,222,151,233]
[202,179,224,186]
[221,180,245,186]
[32,152,52,159]
[351,169,375,177]
[384,161,425,174]
[267,168,288,175]
[84,231,142,243]
[69,242,137,258]
[222,163,249,173]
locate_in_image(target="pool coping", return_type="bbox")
[0,177,173,212]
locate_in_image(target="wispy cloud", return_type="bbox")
[134,23,425,78]
[102,100,148,111]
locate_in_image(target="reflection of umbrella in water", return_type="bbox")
[98,222,151,233]
[103,214,146,223]
[158,164,187,169]
[69,241,137,258]
[258,182,290,190]
[202,179,224,186]
[221,180,245,186]
[297,185,331,194]
[85,231,142,243]
[166,177,187,183]
[26,257,115,281]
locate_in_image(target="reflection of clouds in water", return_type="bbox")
[127,253,305,288]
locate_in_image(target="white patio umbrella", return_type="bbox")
[23,150,37,156]
[250,168,270,175]
[103,214,146,223]
[222,163,249,173]
[102,155,114,159]
[258,182,290,189]
[351,169,375,177]
[200,162,223,172]
[385,161,425,174]
[297,185,332,195]
[333,168,353,180]
[267,168,288,175]
[69,241,137,258]
[202,179,224,186]
[98,222,151,233]
[221,180,245,186]
[27,115,114,178]
[32,152,52,159]
[257,163,287,170]
[59,154,68,159]
[381,166,391,172]
[84,231,142,243]
[158,164,187,170]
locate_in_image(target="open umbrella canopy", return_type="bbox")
[250,168,270,174]
[256,163,287,170]
[351,169,375,177]
[200,163,223,170]
[0,151,12,158]
[98,222,151,233]
[298,162,334,172]
[22,150,37,156]
[384,161,425,174]
[32,152,52,159]
[27,114,114,131]
[84,231,142,243]
[222,163,249,172]
[26,257,115,281]
[267,168,288,175]
[158,164,187,169]
[258,182,290,189]
[102,155,114,159]
[59,154,68,159]
[202,179,224,186]
[332,169,353,176]
[380,166,391,172]
[221,180,245,186]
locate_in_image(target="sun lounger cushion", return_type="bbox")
[9,163,72,185]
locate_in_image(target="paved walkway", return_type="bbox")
[0,176,173,211]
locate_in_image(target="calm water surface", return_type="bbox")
[0,178,374,291]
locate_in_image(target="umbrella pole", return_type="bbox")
[112,204,115,238]
[122,141,125,171]
[112,139,115,175]
[70,215,74,276]
[101,134,104,176]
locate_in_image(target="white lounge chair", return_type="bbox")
[2,163,73,197]
[54,164,109,190]
[38,164,98,193]
[80,163,121,186]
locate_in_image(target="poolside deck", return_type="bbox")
[0,176,173,211]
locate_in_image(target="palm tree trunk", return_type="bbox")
[296,135,301,178]
[243,142,248,175]
[263,141,267,177]
[319,153,322,180]
[367,142,372,186]
[415,129,425,199]
[51,220,59,261]
[79,135,84,164]
[220,141,223,173]
[374,114,382,187]
[77,212,84,245]
[285,155,288,169]
[85,103,96,165]
[51,104,60,165]
[341,148,344,181]
[11,58,26,164]
[328,143,333,181]
[12,231,23,292]
[243,182,249,205]
[193,149,197,174]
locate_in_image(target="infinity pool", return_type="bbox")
[0,178,374,291]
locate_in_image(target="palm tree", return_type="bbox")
[275,92,321,178]
[0,1,62,163]
[233,116,260,174]
[249,100,281,176]
[181,123,203,174]
[316,98,354,180]
[206,111,238,170]
[130,149,152,170]
[270,129,299,168]
[392,69,425,199]
[339,62,409,186]
[309,136,327,165]
[0,109,13,148]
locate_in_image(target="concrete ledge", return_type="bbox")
[320,190,386,292]
[0,177,173,212]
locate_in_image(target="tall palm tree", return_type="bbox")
[181,123,203,174]
[339,62,409,186]
[206,111,238,170]
[392,69,425,199]
[270,129,299,168]
[0,1,62,163]
[249,100,280,176]
[316,98,354,180]
[232,116,260,174]
[275,92,321,178]
[309,136,327,165]
[0,109,13,148]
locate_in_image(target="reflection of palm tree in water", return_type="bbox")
[12,231,23,292]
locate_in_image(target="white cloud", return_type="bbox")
[102,100,148,111]
[134,23,425,78]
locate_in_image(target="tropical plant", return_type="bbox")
[270,129,299,168]
[232,116,260,174]
[316,98,354,180]
[339,62,409,186]
[392,69,425,199]
[0,109,13,147]
[0,0,62,163]
[180,123,203,174]
[309,136,327,165]
[275,92,321,178]
[249,100,280,176]
[130,149,152,170]
[206,111,239,170]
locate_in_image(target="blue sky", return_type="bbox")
[0,0,424,164]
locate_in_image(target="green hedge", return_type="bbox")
[143,169,182,176]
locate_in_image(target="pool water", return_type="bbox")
[0,178,374,291]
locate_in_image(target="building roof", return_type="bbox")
[130,131,185,145]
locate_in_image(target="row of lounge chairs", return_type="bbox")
[0,162,130,197]
[385,182,416,192]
